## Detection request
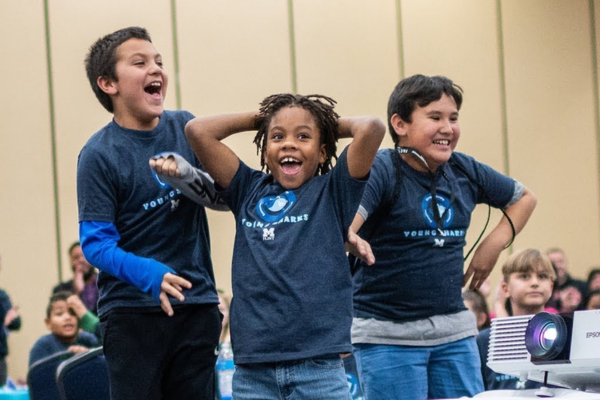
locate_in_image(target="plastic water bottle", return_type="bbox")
[216,342,234,400]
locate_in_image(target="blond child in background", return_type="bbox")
[476,249,556,390]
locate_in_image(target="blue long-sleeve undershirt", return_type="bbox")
[79,221,175,302]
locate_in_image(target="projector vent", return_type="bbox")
[488,315,533,363]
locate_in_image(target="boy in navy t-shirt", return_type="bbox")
[154,94,385,399]
[78,27,224,400]
[29,292,98,366]
[347,75,538,400]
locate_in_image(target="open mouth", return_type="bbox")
[144,81,162,96]
[433,139,450,146]
[280,157,301,175]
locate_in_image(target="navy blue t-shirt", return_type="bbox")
[77,111,218,316]
[222,148,365,364]
[353,149,516,322]
[29,331,99,366]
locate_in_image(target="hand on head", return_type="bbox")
[66,294,88,319]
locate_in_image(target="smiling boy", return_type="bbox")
[173,93,385,399]
[77,27,222,399]
[347,74,537,400]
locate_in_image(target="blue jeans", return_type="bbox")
[232,354,352,400]
[354,337,483,400]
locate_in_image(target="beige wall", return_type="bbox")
[1,0,599,381]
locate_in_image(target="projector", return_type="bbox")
[486,310,600,395]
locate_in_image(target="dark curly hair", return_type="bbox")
[253,94,339,175]
[84,26,152,113]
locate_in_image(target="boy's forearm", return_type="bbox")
[341,116,385,179]
[185,111,258,190]
[488,187,537,247]
[186,111,258,143]
[337,117,385,140]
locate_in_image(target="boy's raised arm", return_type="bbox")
[338,117,385,180]
[185,112,258,190]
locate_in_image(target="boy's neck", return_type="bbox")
[511,301,545,317]
[113,112,161,131]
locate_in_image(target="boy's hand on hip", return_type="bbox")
[159,273,192,316]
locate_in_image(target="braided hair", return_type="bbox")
[253,94,339,175]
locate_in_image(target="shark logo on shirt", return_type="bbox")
[256,191,297,223]
[421,193,454,229]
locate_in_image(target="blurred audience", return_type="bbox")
[28,292,99,366]
[545,247,586,312]
[586,289,600,310]
[0,254,21,386]
[587,268,600,292]
[217,289,231,345]
[52,242,98,314]
[463,289,491,331]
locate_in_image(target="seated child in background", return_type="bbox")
[586,289,600,310]
[28,292,99,366]
[463,289,490,331]
[477,248,556,390]
[154,93,385,399]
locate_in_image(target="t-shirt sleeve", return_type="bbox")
[358,150,392,221]
[220,159,260,215]
[329,147,369,232]
[77,145,118,223]
[452,153,516,209]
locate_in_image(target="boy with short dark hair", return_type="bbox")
[477,248,556,390]
[78,26,223,399]
[162,93,385,399]
[28,292,98,366]
[347,74,537,400]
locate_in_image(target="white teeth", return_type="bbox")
[434,140,450,145]
[149,82,161,87]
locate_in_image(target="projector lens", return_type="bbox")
[525,312,567,360]
[539,324,557,349]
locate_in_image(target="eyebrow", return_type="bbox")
[127,52,162,60]
[270,125,314,131]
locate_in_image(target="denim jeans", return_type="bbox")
[232,354,352,400]
[353,337,483,400]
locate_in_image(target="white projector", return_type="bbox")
[487,310,600,394]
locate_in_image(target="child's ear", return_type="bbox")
[97,75,118,95]
[501,280,510,297]
[390,113,408,140]
[318,144,327,165]
[44,317,51,330]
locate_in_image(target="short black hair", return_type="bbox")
[68,241,80,256]
[588,268,600,287]
[46,291,71,319]
[84,26,152,113]
[387,74,463,145]
[253,94,339,175]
